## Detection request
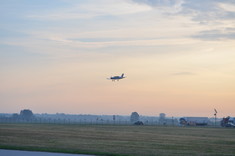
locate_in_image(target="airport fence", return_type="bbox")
[0,117,180,126]
[0,117,222,127]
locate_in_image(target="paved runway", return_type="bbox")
[0,149,94,156]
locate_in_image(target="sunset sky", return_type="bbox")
[1,0,235,117]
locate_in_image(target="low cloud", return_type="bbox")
[133,0,184,13]
[180,0,235,22]
[133,0,235,40]
[172,72,195,76]
[192,29,235,40]
[133,0,183,7]
[27,1,151,20]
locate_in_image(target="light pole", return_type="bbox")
[214,109,217,126]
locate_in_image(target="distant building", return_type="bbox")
[229,117,235,124]
[221,116,235,127]
[179,117,209,126]
[159,113,166,125]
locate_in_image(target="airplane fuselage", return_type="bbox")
[108,73,125,81]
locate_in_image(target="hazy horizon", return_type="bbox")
[1,0,235,118]
[0,110,217,118]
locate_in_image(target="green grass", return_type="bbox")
[0,124,235,156]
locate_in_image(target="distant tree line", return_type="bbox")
[12,109,34,120]
[0,109,188,126]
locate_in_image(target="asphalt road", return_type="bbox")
[0,149,94,156]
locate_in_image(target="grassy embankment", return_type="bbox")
[0,123,235,156]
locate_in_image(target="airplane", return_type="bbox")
[107,73,126,81]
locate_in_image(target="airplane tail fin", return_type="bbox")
[121,73,124,78]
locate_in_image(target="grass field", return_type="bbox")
[0,124,235,156]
